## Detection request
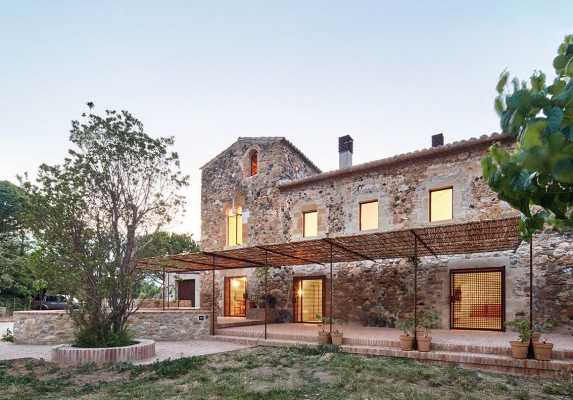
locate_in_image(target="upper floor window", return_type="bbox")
[227,207,243,246]
[430,187,453,222]
[249,151,258,176]
[360,200,378,231]
[303,210,318,237]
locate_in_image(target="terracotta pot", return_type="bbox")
[318,331,331,345]
[531,332,541,343]
[399,335,414,351]
[331,332,343,346]
[533,342,553,361]
[417,336,432,352]
[510,341,529,359]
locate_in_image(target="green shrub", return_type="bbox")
[151,357,204,379]
[73,327,135,348]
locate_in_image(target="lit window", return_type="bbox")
[227,207,243,246]
[360,200,378,231]
[250,151,258,176]
[430,188,453,222]
[303,211,318,237]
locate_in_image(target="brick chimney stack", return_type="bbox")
[338,135,354,169]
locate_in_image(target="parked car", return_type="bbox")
[32,294,78,310]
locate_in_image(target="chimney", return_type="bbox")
[338,135,353,169]
[432,133,444,147]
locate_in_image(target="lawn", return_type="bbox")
[0,346,571,400]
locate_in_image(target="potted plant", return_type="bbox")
[317,316,331,345]
[416,310,439,352]
[330,318,345,346]
[506,319,532,359]
[397,317,415,351]
[532,320,555,361]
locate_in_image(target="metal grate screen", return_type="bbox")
[450,268,504,331]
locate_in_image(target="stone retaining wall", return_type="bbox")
[13,309,211,345]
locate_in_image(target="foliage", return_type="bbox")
[134,231,198,298]
[506,319,532,343]
[417,310,439,337]
[73,328,135,348]
[362,305,398,328]
[150,356,204,379]
[0,180,28,235]
[482,34,573,239]
[22,104,189,347]
[1,328,14,343]
[397,316,415,336]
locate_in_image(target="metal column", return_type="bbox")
[529,238,533,329]
[413,235,418,349]
[264,251,268,340]
[166,272,170,309]
[162,266,166,311]
[329,241,333,335]
[211,256,216,336]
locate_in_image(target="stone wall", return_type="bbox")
[13,309,211,345]
[199,136,573,332]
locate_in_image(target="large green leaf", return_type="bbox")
[521,120,546,149]
[552,156,573,183]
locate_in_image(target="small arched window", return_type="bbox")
[249,150,258,176]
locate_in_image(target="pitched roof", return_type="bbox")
[200,137,321,173]
[279,132,513,190]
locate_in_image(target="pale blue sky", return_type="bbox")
[1,1,571,238]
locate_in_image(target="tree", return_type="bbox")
[23,104,189,347]
[0,181,32,297]
[482,34,573,239]
[135,231,198,298]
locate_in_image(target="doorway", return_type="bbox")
[450,268,505,331]
[293,277,325,323]
[224,276,247,317]
[177,279,196,307]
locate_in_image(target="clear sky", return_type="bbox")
[1,1,571,239]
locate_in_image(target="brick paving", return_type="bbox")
[216,323,573,359]
[0,340,251,363]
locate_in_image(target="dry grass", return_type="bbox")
[0,346,571,400]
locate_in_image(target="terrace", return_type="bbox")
[137,217,573,377]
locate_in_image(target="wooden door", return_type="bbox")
[178,280,195,307]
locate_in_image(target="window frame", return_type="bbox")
[429,186,454,223]
[249,150,258,176]
[359,200,379,231]
[227,208,243,246]
[302,210,318,238]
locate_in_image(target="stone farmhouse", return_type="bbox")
[169,133,573,333]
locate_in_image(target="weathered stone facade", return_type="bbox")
[199,135,573,332]
[13,309,211,344]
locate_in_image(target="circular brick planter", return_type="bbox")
[51,339,156,366]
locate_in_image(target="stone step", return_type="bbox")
[210,334,573,378]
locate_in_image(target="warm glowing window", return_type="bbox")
[430,188,453,222]
[360,200,378,231]
[303,211,318,237]
[250,151,258,176]
[227,207,243,246]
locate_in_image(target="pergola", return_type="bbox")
[137,217,531,347]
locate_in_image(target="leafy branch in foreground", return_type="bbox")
[482,34,573,239]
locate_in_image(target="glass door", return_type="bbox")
[225,277,247,317]
[293,277,324,323]
[450,268,504,331]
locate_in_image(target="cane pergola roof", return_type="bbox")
[136,217,522,273]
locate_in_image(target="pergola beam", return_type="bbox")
[256,245,324,266]
[410,230,438,258]
[202,251,267,267]
[323,237,377,263]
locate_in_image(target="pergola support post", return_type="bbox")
[167,272,170,309]
[413,235,418,350]
[330,241,333,336]
[211,256,216,336]
[264,251,268,340]
[162,266,166,311]
[528,237,534,358]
